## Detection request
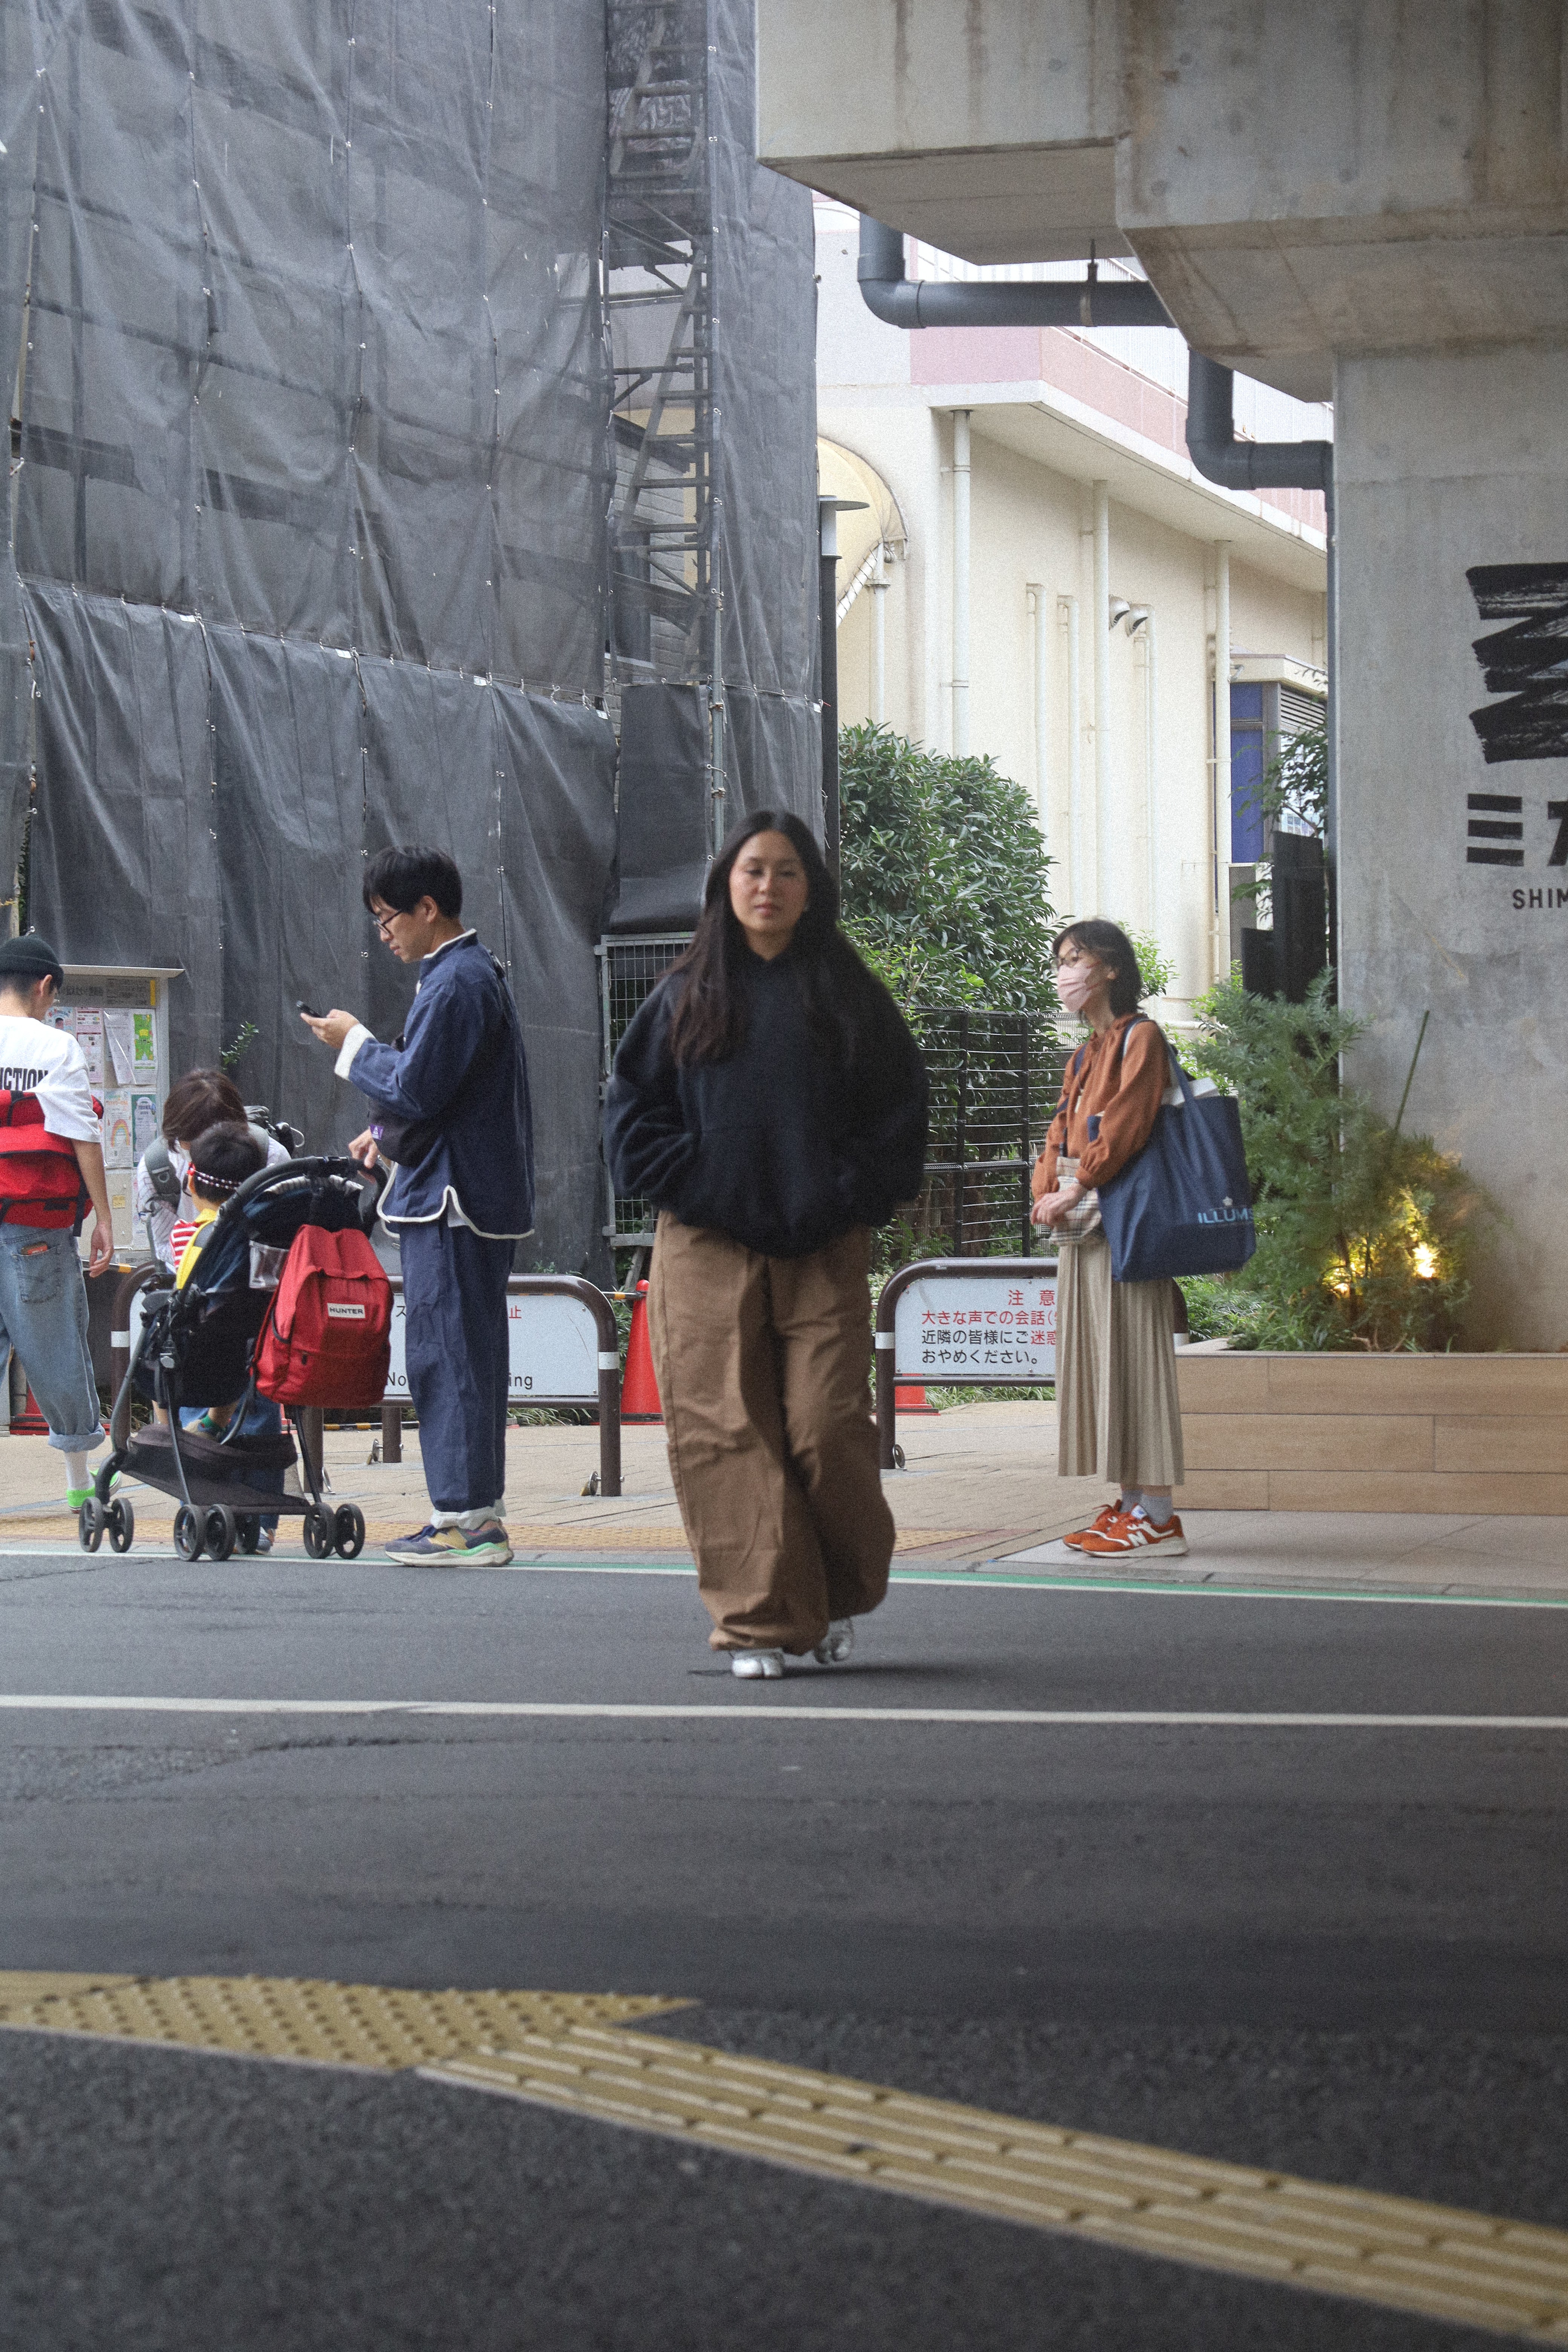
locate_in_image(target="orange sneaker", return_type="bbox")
[1076,1508,1189,1559]
[1062,1502,1127,1552]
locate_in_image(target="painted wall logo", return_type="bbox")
[1465,564,1568,882]
[1467,562,1568,764]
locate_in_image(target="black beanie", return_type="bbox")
[0,934,65,988]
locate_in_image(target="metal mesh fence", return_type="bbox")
[913,1008,1065,1260]
[599,931,692,1246]
[598,945,1065,1261]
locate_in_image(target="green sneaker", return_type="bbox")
[447,1521,514,1566]
[68,1475,121,1510]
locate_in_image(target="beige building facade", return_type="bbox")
[816,201,1329,1019]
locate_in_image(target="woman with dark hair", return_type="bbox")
[1031,919,1187,1557]
[605,811,928,1678]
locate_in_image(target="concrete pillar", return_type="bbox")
[1335,345,1568,1349]
[951,410,971,755]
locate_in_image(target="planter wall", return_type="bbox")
[1176,1350,1568,1514]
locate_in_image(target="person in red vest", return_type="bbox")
[0,934,113,1507]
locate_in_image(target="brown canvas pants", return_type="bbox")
[647,1213,894,1654]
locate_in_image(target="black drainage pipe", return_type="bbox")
[1184,351,1332,493]
[856,214,1173,331]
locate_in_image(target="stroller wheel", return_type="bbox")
[205,1505,239,1562]
[333,1504,366,1559]
[77,1497,105,1553]
[173,1505,205,1560]
[237,1515,263,1555]
[302,1506,334,1560]
[106,1496,135,1554]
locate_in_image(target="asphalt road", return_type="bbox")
[0,1548,1564,2350]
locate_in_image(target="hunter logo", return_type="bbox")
[1467,562,1568,764]
[326,1302,367,1320]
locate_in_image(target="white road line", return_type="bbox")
[0,1697,1562,1728]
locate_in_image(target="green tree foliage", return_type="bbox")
[838,724,1058,1012]
[1184,974,1490,1351]
[1118,925,1175,1000]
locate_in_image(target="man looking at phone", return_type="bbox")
[300,847,534,1565]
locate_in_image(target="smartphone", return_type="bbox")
[296,998,322,1018]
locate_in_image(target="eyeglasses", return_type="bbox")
[370,907,406,936]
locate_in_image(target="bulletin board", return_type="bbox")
[51,966,181,1261]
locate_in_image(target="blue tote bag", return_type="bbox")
[1093,1051,1256,1283]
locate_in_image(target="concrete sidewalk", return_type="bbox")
[1,1401,1564,1600]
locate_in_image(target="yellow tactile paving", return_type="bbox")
[2,1972,1565,2338]
[0,1972,680,2070]
[429,2031,1568,2341]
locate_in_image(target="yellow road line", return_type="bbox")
[1,1972,1563,2339]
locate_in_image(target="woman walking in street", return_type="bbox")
[605,811,928,1678]
[1032,919,1187,1557]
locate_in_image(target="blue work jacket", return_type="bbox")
[349,936,534,1237]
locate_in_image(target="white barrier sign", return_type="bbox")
[386,1291,602,1404]
[124,1280,606,1406]
[894,1270,1057,1381]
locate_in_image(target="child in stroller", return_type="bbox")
[81,1154,388,1562]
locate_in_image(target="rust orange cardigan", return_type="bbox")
[1031,1014,1170,1200]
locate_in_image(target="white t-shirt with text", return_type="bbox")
[0,1015,100,1142]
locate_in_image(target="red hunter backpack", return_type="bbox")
[254,1227,393,1409]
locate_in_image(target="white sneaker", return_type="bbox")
[730,1649,786,1680]
[813,1619,854,1665]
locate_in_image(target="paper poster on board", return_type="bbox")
[132,1012,156,1080]
[130,1092,159,1159]
[104,1010,135,1085]
[102,1090,134,1169]
[73,1009,106,1087]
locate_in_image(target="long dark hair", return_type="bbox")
[1053,919,1143,1018]
[667,809,891,1068]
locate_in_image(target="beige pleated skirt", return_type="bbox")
[1055,1234,1185,1487]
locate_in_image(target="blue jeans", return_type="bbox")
[399,1220,512,1514]
[0,1225,103,1452]
[180,1391,283,1533]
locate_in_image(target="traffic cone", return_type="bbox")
[620,1281,663,1422]
[10,1383,49,1434]
[894,1384,937,1413]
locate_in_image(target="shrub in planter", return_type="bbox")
[1182,974,1492,1352]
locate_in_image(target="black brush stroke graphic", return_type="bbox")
[1467,562,1568,763]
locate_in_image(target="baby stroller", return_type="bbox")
[83,1156,389,1563]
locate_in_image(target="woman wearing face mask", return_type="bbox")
[605,810,929,1678]
[1031,920,1187,1557]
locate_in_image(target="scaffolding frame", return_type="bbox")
[604,0,726,851]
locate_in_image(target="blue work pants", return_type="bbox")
[398,1221,513,1514]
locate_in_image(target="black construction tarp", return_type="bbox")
[26,598,616,1272]
[10,0,618,1274]
[608,682,709,933]
[709,0,819,833]
[3,0,820,1274]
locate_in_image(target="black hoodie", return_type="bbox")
[603,945,928,1259]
